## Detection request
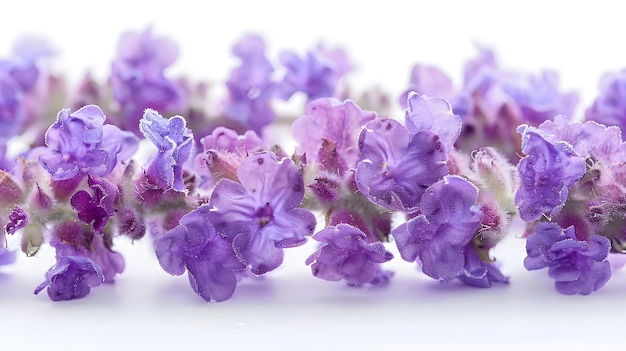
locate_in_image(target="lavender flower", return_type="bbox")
[223,34,275,133]
[501,70,578,125]
[5,206,28,235]
[38,105,139,181]
[140,109,194,192]
[306,224,393,285]
[0,74,24,142]
[200,126,263,154]
[585,70,626,137]
[524,222,611,295]
[392,175,483,281]
[194,126,263,186]
[70,176,119,233]
[155,205,245,302]
[515,125,586,222]
[110,28,185,135]
[278,46,346,101]
[457,246,508,288]
[454,48,578,161]
[537,114,626,165]
[399,65,454,109]
[356,118,448,212]
[34,256,104,301]
[207,152,316,274]
[50,226,124,283]
[292,98,376,175]
[404,92,462,153]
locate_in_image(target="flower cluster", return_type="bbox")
[1,28,626,303]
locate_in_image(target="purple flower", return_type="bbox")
[292,98,376,175]
[70,176,119,232]
[404,92,462,153]
[454,48,578,161]
[139,109,194,192]
[392,175,483,281]
[0,74,24,142]
[34,256,104,301]
[456,246,508,288]
[5,205,27,235]
[200,126,263,154]
[501,70,578,125]
[400,65,454,109]
[38,105,139,181]
[585,70,626,138]
[537,114,626,165]
[155,205,245,302]
[515,125,586,222]
[50,225,124,283]
[110,28,185,135]
[278,48,343,102]
[306,224,393,285]
[194,127,263,187]
[524,222,611,295]
[223,34,276,133]
[356,118,448,212]
[208,152,316,274]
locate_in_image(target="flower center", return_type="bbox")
[255,203,274,228]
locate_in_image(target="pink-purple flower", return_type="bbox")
[292,98,376,175]
[207,152,316,274]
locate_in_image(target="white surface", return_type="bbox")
[1,1,625,349]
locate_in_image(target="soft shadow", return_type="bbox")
[232,277,276,302]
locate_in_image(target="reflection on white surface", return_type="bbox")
[3,233,626,348]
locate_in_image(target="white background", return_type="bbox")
[1,1,626,349]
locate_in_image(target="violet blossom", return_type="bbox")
[515,125,586,222]
[404,92,462,153]
[223,34,276,133]
[392,175,484,281]
[0,74,24,142]
[292,98,376,175]
[155,205,245,302]
[70,176,119,233]
[524,222,611,295]
[207,152,316,275]
[399,65,454,109]
[457,246,508,288]
[585,70,626,138]
[278,45,348,102]
[194,126,263,186]
[110,28,185,135]
[34,256,104,301]
[355,118,448,212]
[306,224,393,285]
[38,105,139,181]
[50,225,124,283]
[453,48,578,161]
[5,206,28,235]
[140,109,194,193]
